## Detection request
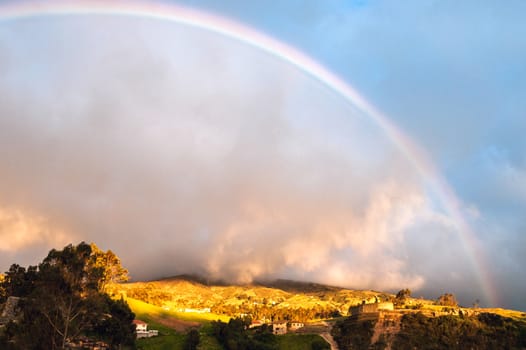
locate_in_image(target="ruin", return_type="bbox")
[349,300,394,317]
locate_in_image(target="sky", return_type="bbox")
[0,0,524,310]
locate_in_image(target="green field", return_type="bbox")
[127,297,230,323]
[128,297,330,350]
[127,297,228,350]
[277,334,330,350]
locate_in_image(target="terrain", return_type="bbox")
[2,244,525,350]
[108,275,392,322]
[108,275,526,350]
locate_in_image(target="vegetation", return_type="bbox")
[393,288,411,307]
[331,317,376,350]
[435,293,458,307]
[210,317,278,350]
[127,297,225,350]
[183,329,200,350]
[3,244,526,350]
[136,332,186,350]
[276,334,330,350]
[0,242,136,350]
[127,297,229,324]
[393,312,526,349]
[111,277,389,323]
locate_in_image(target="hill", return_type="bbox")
[108,276,393,322]
[108,276,526,349]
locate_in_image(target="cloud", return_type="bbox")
[0,207,72,253]
[198,0,526,309]
[1,5,521,309]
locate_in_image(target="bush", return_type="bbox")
[183,329,200,350]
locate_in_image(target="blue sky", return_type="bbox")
[169,0,526,308]
[0,0,524,310]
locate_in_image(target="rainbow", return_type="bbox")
[0,0,498,306]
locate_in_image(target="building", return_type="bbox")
[349,301,394,316]
[133,320,159,339]
[249,320,263,328]
[289,321,304,331]
[272,322,287,335]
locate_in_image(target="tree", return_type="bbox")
[211,318,277,350]
[394,288,411,307]
[1,242,135,350]
[90,244,129,293]
[32,243,103,348]
[183,329,200,350]
[436,293,458,307]
[92,295,136,349]
[0,273,5,302]
[0,264,38,299]
[312,338,331,350]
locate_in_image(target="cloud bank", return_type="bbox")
[184,0,526,310]
[0,14,494,306]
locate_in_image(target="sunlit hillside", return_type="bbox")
[108,275,396,322]
[109,275,526,324]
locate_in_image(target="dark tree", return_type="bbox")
[436,293,458,307]
[1,242,135,350]
[394,288,411,307]
[312,338,331,350]
[211,318,277,350]
[183,329,200,350]
[92,296,136,349]
[0,264,38,299]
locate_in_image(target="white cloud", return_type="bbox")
[0,207,72,252]
[1,8,519,307]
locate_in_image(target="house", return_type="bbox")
[133,319,159,339]
[249,320,263,328]
[272,322,287,335]
[289,321,304,331]
[133,320,147,332]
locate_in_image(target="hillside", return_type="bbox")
[108,276,526,349]
[108,276,394,322]
[4,244,524,350]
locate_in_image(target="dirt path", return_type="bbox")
[152,316,200,333]
[320,321,339,350]
[320,332,339,350]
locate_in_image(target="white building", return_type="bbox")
[289,321,304,331]
[133,320,159,339]
[272,322,287,335]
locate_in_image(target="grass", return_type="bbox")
[126,297,229,350]
[196,336,223,350]
[135,326,223,350]
[483,308,526,321]
[127,297,229,323]
[277,334,329,350]
[136,332,186,350]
